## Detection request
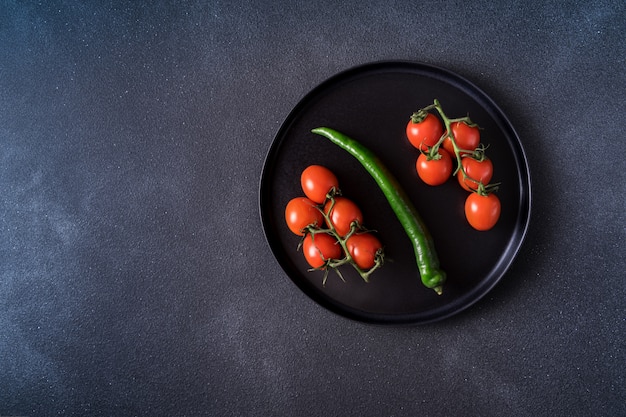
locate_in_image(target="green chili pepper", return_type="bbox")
[311,127,446,295]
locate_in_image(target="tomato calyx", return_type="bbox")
[419,143,445,160]
[460,143,487,162]
[473,181,500,197]
[409,109,429,124]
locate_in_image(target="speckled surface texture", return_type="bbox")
[1,1,624,416]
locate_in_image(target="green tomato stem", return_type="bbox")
[425,99,490,192]
[306,195,384,284]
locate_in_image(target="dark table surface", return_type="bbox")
[1,1,624,416]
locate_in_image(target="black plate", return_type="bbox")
[259,61,531,325]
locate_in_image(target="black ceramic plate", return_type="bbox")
[260,61,531,325]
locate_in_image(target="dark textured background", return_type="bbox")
[1,1,624,416]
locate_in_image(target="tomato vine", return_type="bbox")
[285,166,385,286]
[408,99,502,230]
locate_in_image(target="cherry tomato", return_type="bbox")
[285,197,323,236]
[457,156,493,191]
[443,121,480,156]
[302,233,342,268]
[300,165,339,204]
[324,196,363,236]
[465,192,501,231]
[406,113,444,151]
[346,232,382,270]
[416,148,453,186]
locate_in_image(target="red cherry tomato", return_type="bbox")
[457,156,494,191]
[300,165,339,204]
[416,148,453,186]
[285,197,323,236]
[346,232,382,270]
[406,113,444,151]
[443,121,480,156]
[323,196,363,237]
[465,192,501,231]
[302,233,342,268]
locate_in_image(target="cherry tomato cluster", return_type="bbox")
[285,165,384,285]
[406,99,501,231]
